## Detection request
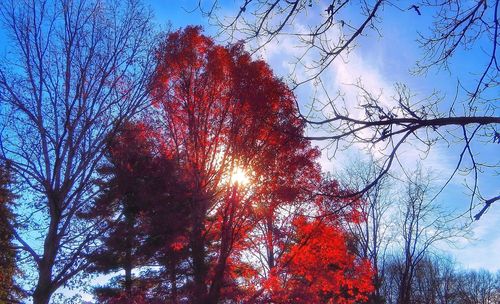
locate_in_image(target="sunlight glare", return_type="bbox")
[231,167,250,186]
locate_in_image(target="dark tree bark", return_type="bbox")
[190,196,209,304]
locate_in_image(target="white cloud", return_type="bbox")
[446,208,500,271]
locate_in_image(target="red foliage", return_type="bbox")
[264,216,374,303]
[150,26,329,303]
[88,26,374,303]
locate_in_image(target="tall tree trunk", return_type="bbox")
[207,217,231,303]
[33,201,60,304]
[208,187,239,304]
[170,258,178,304]
[33,290,51,304]
[124,213,134,297]
[398,266,412,304]
[266,213,275,270]
[207,250,229,304]
[33,271,52,304]
[190,203,207,304]
[124,253,132,297]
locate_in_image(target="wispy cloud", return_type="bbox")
[253,11,499,272]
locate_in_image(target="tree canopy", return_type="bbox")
[85,26,374,303]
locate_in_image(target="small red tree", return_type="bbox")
[264,216,374,304]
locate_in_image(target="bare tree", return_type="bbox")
[0,0,155,303]
[394,167,466,304]
[432,257,462,304]
[456,269,499,304]
[199,0,500,219]
[339,159,471,304]
[411,256,456,304]
[338,156,392,303]
[383,255,500,304]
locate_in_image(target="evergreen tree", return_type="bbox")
[0,161,23,303]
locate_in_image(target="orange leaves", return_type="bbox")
[264,217,374,303]
[170,236,188,252]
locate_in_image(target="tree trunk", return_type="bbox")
[33,290,51,304]
[398,268,412,304]
[266,213,275,269]
[124,258,132,297]
[207,187,239,304]
[207,218,232,304]
[207,250,229,304]
[170,259,178,304]
[190,205,207,304]
[33,201,60,304]
[33,268,53,304]
[124,212,134,297]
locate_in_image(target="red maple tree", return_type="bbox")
[87,26,374,304]
[264,216,374,303]
[150,26,328,303]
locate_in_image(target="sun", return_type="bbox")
[231,167,250,186]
